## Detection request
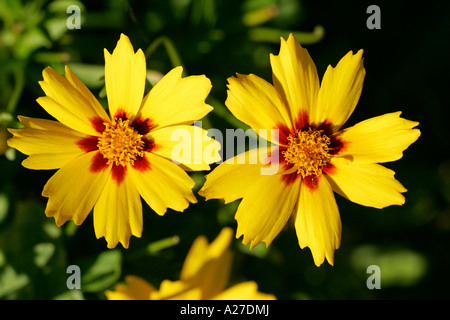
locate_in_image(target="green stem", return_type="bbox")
[249,25,325,45]
[145,36,184,73]
[147,235,180,254]
[7,65,26,114]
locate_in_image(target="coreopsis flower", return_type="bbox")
[105,227,276,300]
[199,34,420,266]
[8,34,220,248]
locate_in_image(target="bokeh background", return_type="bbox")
[0,0,449,300]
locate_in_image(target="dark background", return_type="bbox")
[0,0,449,299]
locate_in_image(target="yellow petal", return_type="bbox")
[128,152,197,216]
[64,65,109,120]
[294,176,341,266]
[314,49,365,131]
[139,66,212,129]
[337,111,420,163]
[150,125,221,171]
[22,153,87,170]
[190,248,232,299]
[326,157,407,209]
[93,172,143,249]
[199,147,275,204]
[152,279,202,300]
[180,228,233,298]
[269,33,320,125]
[105,275,156,300]
[214,281,276,300]
[104,33,146,117]
[181,228,233,279]
[42,151,111,227]
[225,73,290,135]
[37,66,109,136]
[180,236,210,279]
[7,116,86,169]
[235,173,301,249]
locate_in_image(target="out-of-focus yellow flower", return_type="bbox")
[200,34,420,266]
[0,128,9,155]
[105,228,276,300]
[8,34,220,248]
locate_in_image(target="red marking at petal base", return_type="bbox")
[114,109,129,121]
[134,155,151,172]
[90,152,109,172]
[274,110,311,145]
[111,164,127,185]
[142,136,157,152]
[281,171,300,186]
[295,110,310,131]
[303,175,320,191]
[311,119,345,155]
[131,117,154,135]
[90,117,107,134]
[273,123,292,146]
[77,136,99,152]
[323,163,337,175]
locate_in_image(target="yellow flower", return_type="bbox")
[8,34,220,248]
[199,34,420,266]
[105,227,276,300]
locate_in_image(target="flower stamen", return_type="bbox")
[282,128,331,178]
[98,118,144,166]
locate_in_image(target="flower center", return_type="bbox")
[98,118,144,166]
[282,128,331,178]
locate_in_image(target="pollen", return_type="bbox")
[98,117,144,167]
[282,128,332,178]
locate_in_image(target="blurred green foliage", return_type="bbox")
[0,0,449,300]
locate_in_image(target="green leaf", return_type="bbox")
[67,63,105,89]
[0,264,30,298]
[14,28,51,59]
[79,250,122,292]
[0,193,9,225]
[53,289,85,300]
[33,242,55,268]
[351,245,428,287]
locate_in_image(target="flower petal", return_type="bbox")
[42,151,111,227]
[225,73,291,136]
[139,66,212,129]
[7,116,86,169]
[235,173,301,249]
[181,228,233,280]
[326,157,407,209]
[269,33,320,125]
[105,275,156,300]
[104,33,146,117]
[314,49,365,131]
[294,176,341,266]
[152,279,202,300]
[37,66,109,136]
[93,172,143,249]
[150,125,221,171]
[199,147,275,204]
[180,228,233,299]
[337,111,420,163]
[128,152,197,215]
[214,282,276,300]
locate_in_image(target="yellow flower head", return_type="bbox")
[199,34,420,266]
[105,227,276,300]
[8,34,221,248]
